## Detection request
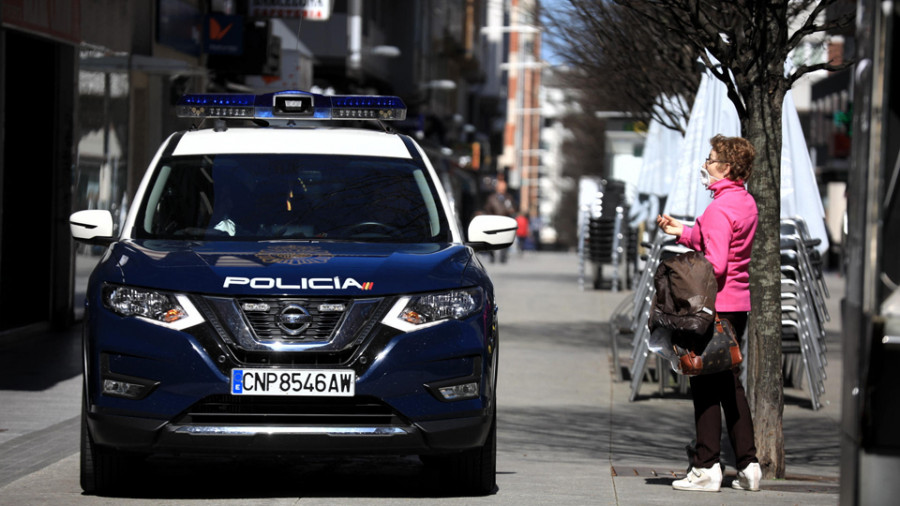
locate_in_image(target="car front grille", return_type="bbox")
[194,294,393,365]
[237,297,350,341]
[175,395,404,426]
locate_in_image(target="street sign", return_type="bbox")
[248,0,333,20]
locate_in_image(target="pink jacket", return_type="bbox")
[676,178,757,312]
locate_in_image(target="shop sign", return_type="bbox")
[205,13,243,55]
[1,0,80,44]
[248,0,332,20]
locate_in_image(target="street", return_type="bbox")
[0,251,841,505]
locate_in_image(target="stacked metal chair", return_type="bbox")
[611,216,830,408]
[607,228,690,400]
[780,217,829,410]
[607,234,656,382]
[585,180,630,291]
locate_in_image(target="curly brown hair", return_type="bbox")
[710,134,756,182]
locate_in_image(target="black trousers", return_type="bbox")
[688,311,758,469]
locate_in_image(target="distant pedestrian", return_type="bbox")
[529,212,542,251]
[515,213,530,255]
[657,134,762,493]
[483,179,516,263]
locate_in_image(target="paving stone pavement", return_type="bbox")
[0,251,844,504]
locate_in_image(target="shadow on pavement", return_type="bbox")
[499,406,605,462]
[608,401,697,464]
[502,321,610,350]
[611,384,840,475]
[93,454,498,500]
[0,324,82,391]
[782,422,841,471]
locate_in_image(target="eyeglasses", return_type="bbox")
[705,158,729,165]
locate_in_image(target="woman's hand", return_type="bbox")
[657,214,684,237]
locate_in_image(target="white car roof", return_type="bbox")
[171,127,413,158]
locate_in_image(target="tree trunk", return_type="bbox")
[742,82,787,479]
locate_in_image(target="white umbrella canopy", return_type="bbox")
[660,83,830,252]
[632,114,685,226]
[781,90,830,254]
[636,119,684,197]
[662,66,741,219]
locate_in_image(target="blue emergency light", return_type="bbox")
[176,90,406,121]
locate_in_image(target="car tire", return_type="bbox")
[423,409,497,496]
[80,393,139,495]
[467,410,497,495]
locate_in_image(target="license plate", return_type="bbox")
[231,368,355,397]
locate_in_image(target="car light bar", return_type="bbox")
[176,90,406,121]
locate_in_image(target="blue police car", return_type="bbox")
[70,90,517,495]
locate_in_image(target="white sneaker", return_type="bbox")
[732,462,761,491]
[672,465,722,492]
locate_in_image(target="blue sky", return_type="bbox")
[541,0,566,65]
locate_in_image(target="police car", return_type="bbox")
[70,90,516,495]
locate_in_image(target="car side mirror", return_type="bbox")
[467,215,517,251]
[70,210,115,245]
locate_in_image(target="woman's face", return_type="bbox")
[703,149,731,182]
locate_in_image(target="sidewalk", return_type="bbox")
[606,294,842,505]
[491,251,842,504]
[0,250,842,504]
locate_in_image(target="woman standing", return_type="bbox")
[657,134,762,492]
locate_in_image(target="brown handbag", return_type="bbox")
[676,315,743,376]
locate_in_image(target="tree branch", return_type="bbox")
[787,59,855,86]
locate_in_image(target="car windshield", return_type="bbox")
[134,153,452,243]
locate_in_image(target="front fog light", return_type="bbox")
[102,379,152,399]
[438,382,480,401]
[100,355,159,399]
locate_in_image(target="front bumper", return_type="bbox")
[86,408,492,456]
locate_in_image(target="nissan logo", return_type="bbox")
[277,304,311,336]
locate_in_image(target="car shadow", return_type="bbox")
[96,454,498,499]
[0,324,82,391]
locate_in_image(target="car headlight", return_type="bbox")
[382,287,484,332]
[102,284,204,330]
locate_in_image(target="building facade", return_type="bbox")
[0,0,515,338]
[2,0,207,336]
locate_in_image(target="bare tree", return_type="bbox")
[555,0,853,478]
[544,1,700,133]
[541,2,700,249]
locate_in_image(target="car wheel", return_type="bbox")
[465,410,497,495]
[423,409,497,496]
[80,394,139,495]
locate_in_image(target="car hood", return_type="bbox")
[95,240,479,296]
